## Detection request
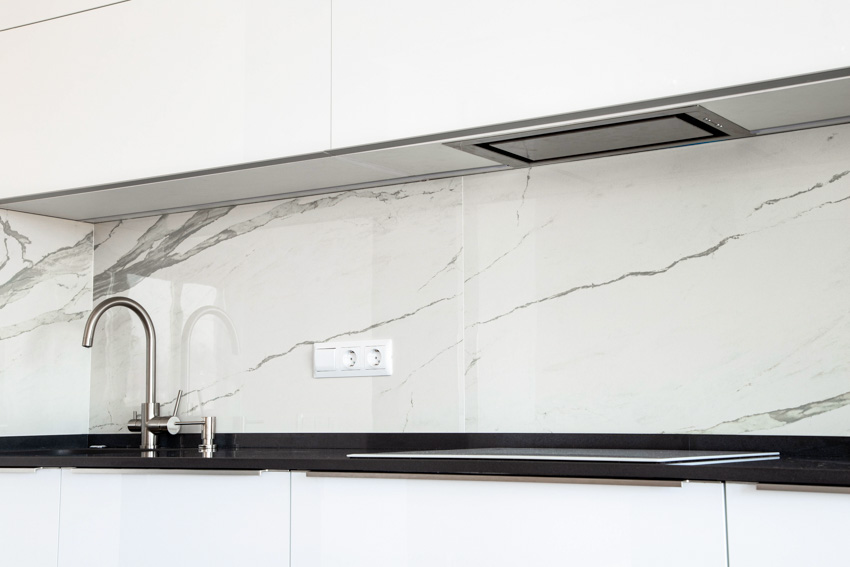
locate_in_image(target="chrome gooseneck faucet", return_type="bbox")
[82,296,166,450]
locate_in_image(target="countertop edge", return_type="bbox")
[2,433,849,488]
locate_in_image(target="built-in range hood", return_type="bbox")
[446,106,751,167]
[3,67,850,222]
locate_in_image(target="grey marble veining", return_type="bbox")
[90,180,463,433]
[84,122,850,436]
[0,209,92,435]
[464,124,850,435]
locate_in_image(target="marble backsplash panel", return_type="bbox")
[86,123,850,435]
[90,179,463,433]
[0,209,92,435]
[464,125,850,434]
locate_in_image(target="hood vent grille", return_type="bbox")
[447,106,752,167]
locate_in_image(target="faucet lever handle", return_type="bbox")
[172,390,183,417]
[127,410,142,433]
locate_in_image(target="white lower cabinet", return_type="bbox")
[57,469,290,567]
[21,465,850,566]
[0,468,61,566]
[726,482,850,566]
[291,472,728,567]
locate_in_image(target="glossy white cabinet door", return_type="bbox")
[0,0,115,30]
[0,468,61,567]
[291,473,728,567]
[726,482,850,566]
[331,0,850,148]
[0,0,330,200]
[57,469,290,567]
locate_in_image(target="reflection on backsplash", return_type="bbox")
[181,304,240,413]
[8,123,848,436]
[90,179,464,433]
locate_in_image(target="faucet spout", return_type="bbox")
[83,296,159,450]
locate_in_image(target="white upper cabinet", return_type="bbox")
[330,0,850,148]
[0,0,331,200]
[4,0,849,209]
[0,0,118,30]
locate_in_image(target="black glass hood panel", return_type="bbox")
[448,106,752,167]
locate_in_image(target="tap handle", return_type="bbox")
[127,411,142,433]
[172,390,183,417]
[148,394,182,436]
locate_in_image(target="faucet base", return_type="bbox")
[139,402,159,451]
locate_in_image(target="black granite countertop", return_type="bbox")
[2,432,850,487]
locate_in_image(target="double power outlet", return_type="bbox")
[313,339,393,378]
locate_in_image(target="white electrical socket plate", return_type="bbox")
[313,340,393,378]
